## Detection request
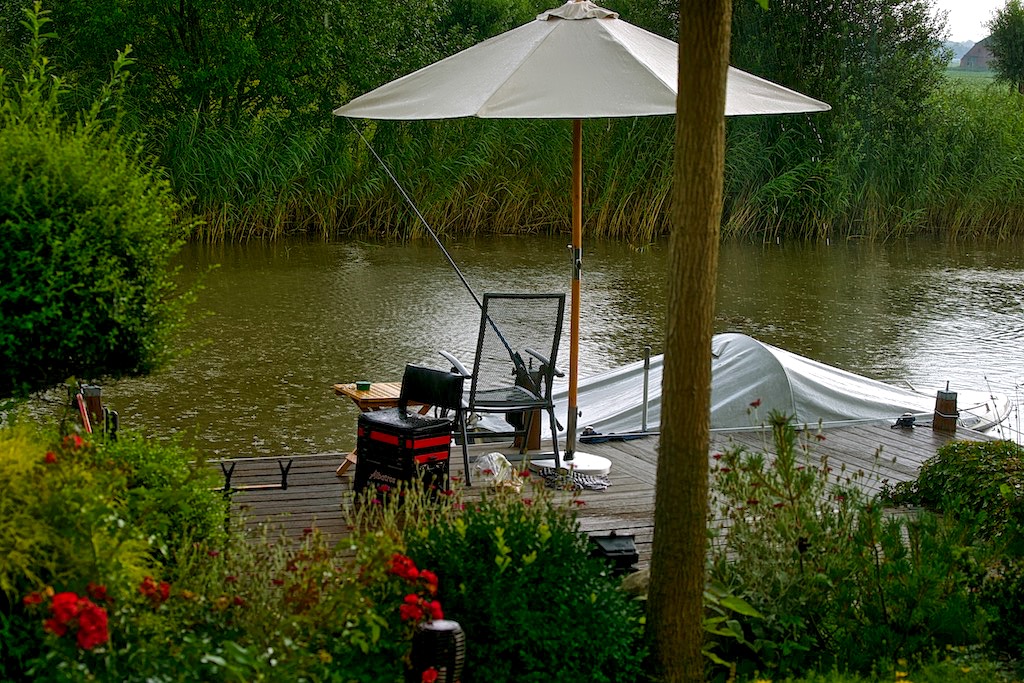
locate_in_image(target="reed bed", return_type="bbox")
[160,80,1024,243]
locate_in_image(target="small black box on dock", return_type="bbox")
[354,409,452,495]
[590,532,639,576]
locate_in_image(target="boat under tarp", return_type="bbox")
[542,332,1011,437]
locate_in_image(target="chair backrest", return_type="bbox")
[399,364,464,413]
[469,293,565,403]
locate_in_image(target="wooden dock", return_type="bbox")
[212,421,992,570]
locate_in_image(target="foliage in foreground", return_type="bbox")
[5,409,1023,681]
[0,5,193,399]
[704,413,1000,680]
[884,438,1024,658]
[399,482,648,683]
[1,418,646,682]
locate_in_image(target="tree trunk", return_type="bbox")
[645,1,731,682]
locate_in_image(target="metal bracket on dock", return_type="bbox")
[219,458,293,495]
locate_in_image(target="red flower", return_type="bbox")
[139,576,171,606]
[51,592,81,624]
[44,618,68,637]
[75,602,109,650]
[390,554,420,580]
[62,434,84,450]
[86,583,110,604]
[712,452,722,460]
[233,596,246,607]
[749,398,762,408]
[23,592,43,606]
[44,451,57,464]
[426,600,443,621]
[400,603,424,622]
[422,667,439,683]
[419,570,439,593]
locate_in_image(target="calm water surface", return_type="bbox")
[33,236,1024,455]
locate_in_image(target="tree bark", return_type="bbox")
[645,1,732,682]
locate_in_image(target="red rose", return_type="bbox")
[44,451,57,464]
[422,667,439,683]
[23,592,43,606]
[87,583,110,604]
[51,592,81,624]
[43,618,68,638]
[75,602,109,650]
[399,603,424,622]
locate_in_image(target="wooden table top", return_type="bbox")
[333,381,403,410]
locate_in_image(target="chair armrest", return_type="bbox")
[439,350,472,378]
[524,347,564,377]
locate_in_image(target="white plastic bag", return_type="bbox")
[472,452,521,491]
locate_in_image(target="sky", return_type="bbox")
[934,0,1004,42]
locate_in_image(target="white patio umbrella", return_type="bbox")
[334,0,830,469]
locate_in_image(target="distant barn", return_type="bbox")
[960,37,993,71]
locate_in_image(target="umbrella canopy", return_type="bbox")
[334,0,830,462]
[333,1,829,119]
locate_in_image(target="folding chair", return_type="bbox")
[440,292,565,482]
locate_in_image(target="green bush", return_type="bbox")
[978,557,1024,659]
[883,439,1024,547]
[708,413,988,678]
[99,433,228,561]
[0,5,193,398]
[16,526,436,682]
[0,423,153,680]
[400,481,647,683]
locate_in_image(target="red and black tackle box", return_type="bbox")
[354,409,453,495]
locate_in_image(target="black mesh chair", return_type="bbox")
[441,293,566,482]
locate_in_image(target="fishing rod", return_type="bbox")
[345,119,533,385]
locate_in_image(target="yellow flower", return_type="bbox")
[318,649,333,664]
[213,595,230,611]
[895,672,908,680]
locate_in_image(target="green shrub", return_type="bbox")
[978,557,1024,658]
[15,525,437,682]
[0,423,153,680]
[708,413,988,678]
[399,481,647,683]
[883,439,1024,548]
[99,432,228,561]
[0,5,194,398]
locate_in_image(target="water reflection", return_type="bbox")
[22,236,1024,455]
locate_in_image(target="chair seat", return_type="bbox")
[473,386,547,410]
[359,407,453,432]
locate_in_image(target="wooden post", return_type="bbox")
[932,387,958,433]
[81,385,104,432]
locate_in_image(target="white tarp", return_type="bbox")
[547,332,1009,435]
[333,1,830,120]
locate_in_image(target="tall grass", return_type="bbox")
[159,79,1024,242]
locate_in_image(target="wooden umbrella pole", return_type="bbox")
[566,118,583,461]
